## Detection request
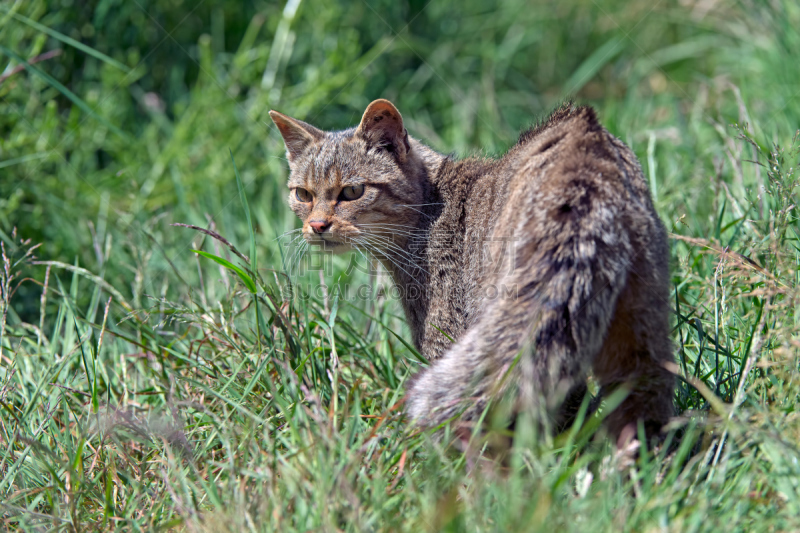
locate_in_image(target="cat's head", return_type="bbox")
[269,99,432,254]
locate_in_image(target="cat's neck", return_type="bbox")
[377,236,433,349]
[377,137,491,287]
[377,137,444,276]
[408,138,447,180]
[375,144,503,352]
[374,138,447,341]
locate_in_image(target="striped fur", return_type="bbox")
[270,100,674,444]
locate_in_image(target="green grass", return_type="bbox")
[2,0,800,530]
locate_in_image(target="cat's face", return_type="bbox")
[270,100,424,255]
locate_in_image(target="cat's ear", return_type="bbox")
[356,99,410,162]
[269,110,324,162]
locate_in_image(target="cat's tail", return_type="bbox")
[406,106,673,439]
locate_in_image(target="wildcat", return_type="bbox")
[269,99,674,445]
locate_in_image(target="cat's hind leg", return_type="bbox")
[591,248,675,447]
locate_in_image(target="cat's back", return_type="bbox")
[405,103,674,440]
[418,104,666,357]
[492,104,661,247]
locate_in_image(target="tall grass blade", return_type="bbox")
[0,8,129,71]
[191,249,256,293]
[0,45,129,140]
[231,150,264,343]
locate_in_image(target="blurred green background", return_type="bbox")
[3,0,798,321]
[3,1,800,529]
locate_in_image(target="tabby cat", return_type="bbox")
[269,99,674,445]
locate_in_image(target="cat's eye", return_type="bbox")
[341,184,365,201]
[295,188,312,202]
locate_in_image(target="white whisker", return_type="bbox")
[361,233,429,275]
[292,241,309,276]
[350,241,374,275]
[357,224,427,241]
[395,205,435,219]
[358,225,423,238]
[359,223,423,229]
[273,227,304,242]
[354,237,422,284]
[358,235,428,281]
[285,239,308,277]
[358,223,426,232]
[281,234,307,271]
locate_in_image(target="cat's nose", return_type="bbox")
[309,220,330,234]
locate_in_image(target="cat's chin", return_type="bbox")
[321,240,352,253]
[305,236,353,254]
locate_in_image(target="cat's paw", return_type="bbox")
[405,371,435,424]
